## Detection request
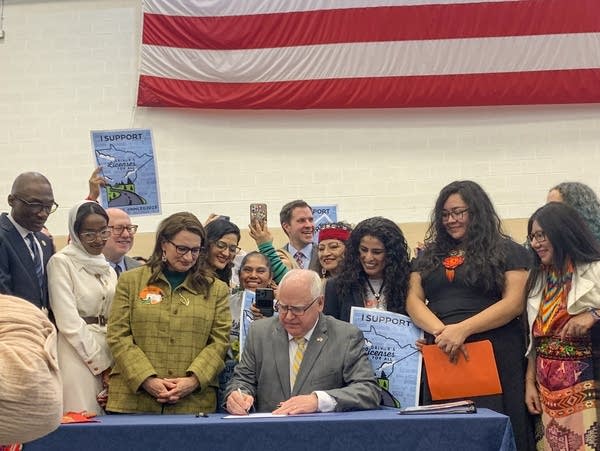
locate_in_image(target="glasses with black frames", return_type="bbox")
[274,297,320,316]
[167,240,201,257]
[528,231,547,244]
[441,208,469,222]
[13,195,59,214]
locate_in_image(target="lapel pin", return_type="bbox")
[316,337,324,342]
[41,241,47,247]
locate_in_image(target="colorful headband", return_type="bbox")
[318,225,351,243]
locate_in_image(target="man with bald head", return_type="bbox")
[103,208,141,276]
[0,172,57,310]
[226,269,380,415]
[87,169,141,275]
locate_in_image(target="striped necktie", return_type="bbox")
[113,263,122,278]
[293,251,305,269]
[26,233,44,297]
[291,337,306,389]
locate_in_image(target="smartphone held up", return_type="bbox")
[250,203,267,227]
[255,288,274,317]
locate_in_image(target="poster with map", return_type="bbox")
[350,307,423,408]
[238,290,256,359]
[311,204,337,243]
[90,129,160,216]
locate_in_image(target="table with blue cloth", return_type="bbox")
[26,408,516,451]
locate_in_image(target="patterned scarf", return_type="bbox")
[535,260,574,336]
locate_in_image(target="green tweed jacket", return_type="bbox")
[106,265,231,414]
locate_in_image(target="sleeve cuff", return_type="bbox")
[313,390,337,413]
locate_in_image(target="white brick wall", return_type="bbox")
[1,0,600,237]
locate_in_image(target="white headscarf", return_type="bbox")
[59,200,111,276]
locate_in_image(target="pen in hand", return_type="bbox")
[238,388,250,415]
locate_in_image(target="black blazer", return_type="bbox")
[323,276,365,323]
[0,213,54,308]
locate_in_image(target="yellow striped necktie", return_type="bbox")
[291,337,307,389]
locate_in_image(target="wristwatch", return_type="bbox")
[589,308,600,322]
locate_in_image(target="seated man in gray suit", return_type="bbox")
[226,269,380,415]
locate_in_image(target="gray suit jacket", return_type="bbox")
[0,213,54,309]
[226,313,380,412]
[123,255,142,271]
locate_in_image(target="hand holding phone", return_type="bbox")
[250,203,268,227]
[255,288,274,317]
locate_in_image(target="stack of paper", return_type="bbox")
[398,400,476,415]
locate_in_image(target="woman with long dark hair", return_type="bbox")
[324,216,411,321]
[406,180,533,451]
[204,218,241,289]
[524,202,600,451]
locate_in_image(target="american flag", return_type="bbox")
[137,0,600,109]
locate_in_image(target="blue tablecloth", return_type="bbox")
[26,408,516,451]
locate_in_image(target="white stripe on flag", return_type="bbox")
[141,33,600,83]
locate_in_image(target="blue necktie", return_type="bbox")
[26,233,44,297]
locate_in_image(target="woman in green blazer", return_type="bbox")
[106,212,231,414]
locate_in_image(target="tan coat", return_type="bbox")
[0,295,62,444]
[106,265,231,413]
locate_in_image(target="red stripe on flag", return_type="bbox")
[142,0,600,50]
[138,69,600,109]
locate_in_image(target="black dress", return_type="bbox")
[418,239,534,451]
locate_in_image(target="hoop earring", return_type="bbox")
[162,250,167,262]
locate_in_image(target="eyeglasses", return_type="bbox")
[213,240,241,255]
[108,224,138,236]
[79,229,111,243]
[528,231,547,244]
[13,195,59,214]
[168,240,201,257]
[274,296,320,316]
[441,208,469,222]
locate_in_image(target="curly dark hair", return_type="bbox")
[525,202,600,296]
[147,212,213,294]
[204,218,241,284]
[334,216,410,314]
[415,180,510,294]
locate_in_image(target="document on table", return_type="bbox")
[223,413,287,419]
[222,413,322,419]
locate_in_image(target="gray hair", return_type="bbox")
[279,269,322,299]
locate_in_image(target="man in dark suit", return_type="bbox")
[0,172,56,310]
[279,200,319,271]
[103,208,141,276]
[225,269,380,415]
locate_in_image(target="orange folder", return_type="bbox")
[421,340,502,401]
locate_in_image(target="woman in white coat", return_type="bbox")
[524,202,600,450]
[48,200,117,415]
